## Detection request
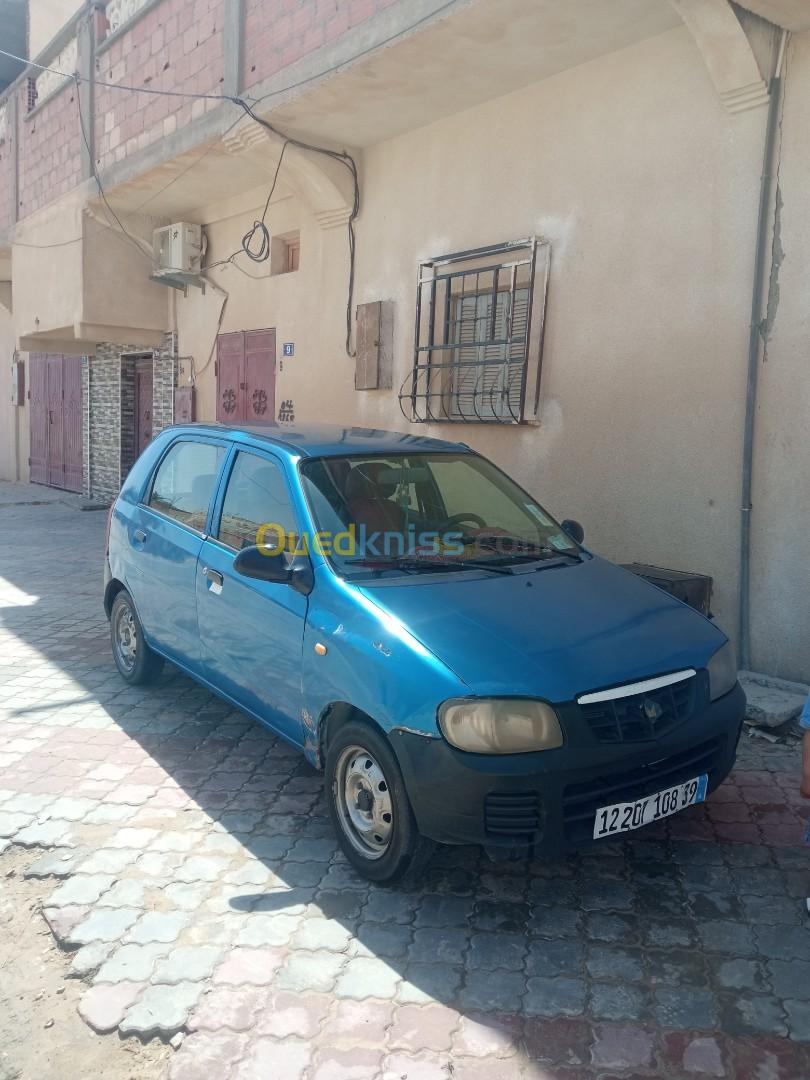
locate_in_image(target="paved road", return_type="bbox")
[0,484,808,1079]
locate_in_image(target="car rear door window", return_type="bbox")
[148,441,224,532]
[218,451,297,551]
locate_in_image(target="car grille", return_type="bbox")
[484,791,544,840]
[562,736,722,843]
[579,677,695,744]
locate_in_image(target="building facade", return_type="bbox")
[0,0,808,683]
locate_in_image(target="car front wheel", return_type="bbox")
[326,720,431,884]
[110,590,164,686]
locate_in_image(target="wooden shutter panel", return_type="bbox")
[217,332,245,422]
[47,355,64,489]
[244,329,276,423]
[29,354,48,485]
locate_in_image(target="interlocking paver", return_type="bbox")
[67,906,142,945]
[166,1032,248,1080]
[234,1037,311,1080]
[334,956,400,1000]
[452,1011,521,1057]
[125,911,190,944]
[78,981,146,1033]
[3,492,810,1080]
[120,981,204,1037]
[317,998,394,1051]
[152,946,223,984]
[94,942,171,984]
[188,985,268,1032]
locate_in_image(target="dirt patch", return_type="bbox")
[0,847,170,1080]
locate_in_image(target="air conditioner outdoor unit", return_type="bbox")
[152,222,202,276]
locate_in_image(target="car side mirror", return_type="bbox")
[233,546,313,595]
[561,519,585,545]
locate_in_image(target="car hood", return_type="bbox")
[356,555,726,703]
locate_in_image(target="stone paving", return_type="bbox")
[1,484,809,1079]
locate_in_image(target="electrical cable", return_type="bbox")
[241,138,289,262]
[1,0,458,350]
[0,2,459,108]
[207,99,360,355]
[74,77,156,265]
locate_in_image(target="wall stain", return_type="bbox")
[759,184,784,360]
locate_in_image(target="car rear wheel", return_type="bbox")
[326,720,431,884]
[110,590,164,686]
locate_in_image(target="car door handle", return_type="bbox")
[202,567,224,587]
[133,528,147,543]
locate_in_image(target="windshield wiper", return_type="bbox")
[345,556,514,576]
[463,533,583,563]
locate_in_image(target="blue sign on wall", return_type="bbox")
[283,342,295,357]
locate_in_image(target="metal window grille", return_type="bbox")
[399,237,550,424]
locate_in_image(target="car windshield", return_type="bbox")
[298,452,578,580]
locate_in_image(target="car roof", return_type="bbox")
[164,422,469,459]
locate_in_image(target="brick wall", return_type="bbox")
[243,0,399,89]
[6,0,426,223]
[17,79,83,219]
[94,0,226,173]
[0,105,13,236]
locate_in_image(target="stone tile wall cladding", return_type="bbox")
[84,333,176,501]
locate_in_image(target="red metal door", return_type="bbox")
[135,359,153,455]
[47,355,64,490]
[29,354,48,485]
[217,332,245,422]
[244,329,276,423]
[63,355,82,493]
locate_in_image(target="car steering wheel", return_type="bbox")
[437,512,487,532]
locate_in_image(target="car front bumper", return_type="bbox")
[392,682,745,854]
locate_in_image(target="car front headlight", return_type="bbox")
[438,698,564,754]
[707,641,737,701]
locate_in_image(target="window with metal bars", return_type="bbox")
[399,237,550,425]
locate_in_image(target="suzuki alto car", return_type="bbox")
[104,423,744,882]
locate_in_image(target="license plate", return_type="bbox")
[593,773,708,840]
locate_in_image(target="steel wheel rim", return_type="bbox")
[334,744,394,860]
[115,604,138,672]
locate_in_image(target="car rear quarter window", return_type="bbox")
[147,441,224,532]
[217,451,297,550]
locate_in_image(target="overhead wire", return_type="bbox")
[0,0,460,352]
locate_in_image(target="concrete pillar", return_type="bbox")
[77,7,96,181]
[223,0,246,98]
[9,92,19,225]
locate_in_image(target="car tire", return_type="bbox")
[326,719,432,884]
[110,589,164,686]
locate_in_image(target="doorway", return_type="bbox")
[29,353,83,493]
[216,329,276,424]
[135,356,153,456]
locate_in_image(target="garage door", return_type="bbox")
[29,353,83,493]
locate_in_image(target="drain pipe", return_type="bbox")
[739,28,788,671]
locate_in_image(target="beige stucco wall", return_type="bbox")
[748,29,810,681]
[0,305,29,483]
[177,24,768,661]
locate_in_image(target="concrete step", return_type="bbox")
[738,670,809,729]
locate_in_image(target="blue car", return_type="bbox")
[104,423,744,882]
